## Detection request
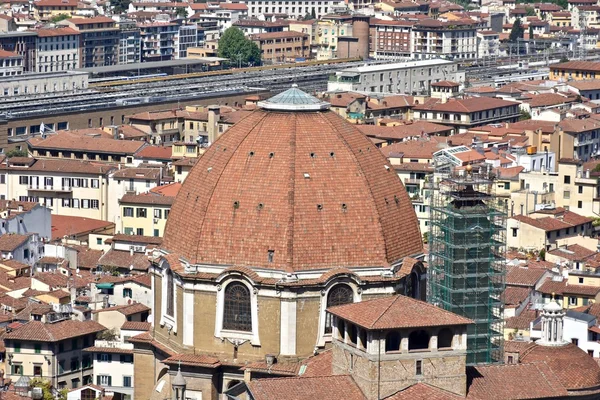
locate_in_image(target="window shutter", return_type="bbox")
[108,376,112,386]
[96,354,100,362]
[97,376,101,385]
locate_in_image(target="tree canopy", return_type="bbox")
[509,18,524,43]
[109,0,131,14]
[49,13,71,23]
[31,379,67,400]
[218,27,261,67]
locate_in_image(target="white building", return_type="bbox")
[531,309,600,357]
[477,30,500,58]
[0,157,116,221]
[0,200,52,240]
[245,0,342,19]
[36,27,81,73]
[328,59,463,94]
[84,340,134,398]
[0,70,88,98]
[175,24,198,59]
[412,20,477,60]
[107,167,162,224]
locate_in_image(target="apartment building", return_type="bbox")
[138,22,178,62]
[89,274,152,309]
[62,17,119,68]
[3,320,106,390]
[0,49,23,77]
[119,193,173,237]
[118,21,141,65]
[108,167,162,224]
[175,24,198,59]
[28,132,146,164]
[310,15,354,60]
[550,60,600,80]
[36,28,80,73]
[0,31,37,72]
[328,59,463,95]
[250,31,310,63]
[83,340,134,397]
[369,19,413,59]
[32,0,78,20]
[189,3,247,33]
[412,19,477,60]
[413,97,521,132]
[245,0,341,19]
[477,30,500,58]
[0,157,116,220]
[514,158,600,218]
[234,19,289,35]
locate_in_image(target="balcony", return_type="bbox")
[28,185,72,193]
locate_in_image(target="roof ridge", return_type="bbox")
[369,295,401,329]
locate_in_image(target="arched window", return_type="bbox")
[223,283,252,332]
[166,268,174,317]
[325,284,353,334]
[438,328,454,349]
[408,330,430,351]
[385,331,401,353]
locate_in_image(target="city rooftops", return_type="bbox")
[28,132,145,155]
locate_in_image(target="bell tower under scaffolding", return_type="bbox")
[428,159,506,365]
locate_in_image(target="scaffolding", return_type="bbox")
[428,163,506,365]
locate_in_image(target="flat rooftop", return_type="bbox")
[77,58,219,75]
[338,58,455,74]
[0,70,88,83]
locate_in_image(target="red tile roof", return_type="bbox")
[161,109,423,271]
[504,286,531,306]
[149,182,181,197]
[504,309,539,329]
[121,321,151,331]
[519,343,600,390]
[51,215,114,241]
[250,31,308,41]
[36,27,79,37]
[111,234,162,245]
[328,295,472,330]
[511,211,592,232]
[413,97,519,113]
[97,249,150,272]
[386,383,462,399]
[247,375,366,400]
[4,320,105,342]
[0,234,30,252]
[83,346,133,354]
[548,244,596,261]
[538,279,600,296]
[506,267,547,287]
[299,349,332,377]
[134,145,172,161]
[466,362,568,399]
[120,193,174,206]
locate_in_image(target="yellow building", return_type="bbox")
[119,193,173,237]
[32,0,78,20]
[313,18,353,60]
[550,60,600,80]
[538,278,600,308]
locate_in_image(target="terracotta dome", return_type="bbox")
[520,343,600,390]
[161,87,423,272]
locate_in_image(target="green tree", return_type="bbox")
[97,328,119,341]
[5,149,27,158]
[525,6,536,16]
[50,13,70,23]
[311,8,316,19]
[110,0,130,14]
[422,232,429,244]
[509,18,524,43]
[538,249,546,261]
[176,6,188,19]
[519,110,531,120]
[560,55,570,63]
[31,378,67,400]
[218,27,261,67]
[529,25,534,39]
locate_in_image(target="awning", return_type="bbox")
[96,283,114,289]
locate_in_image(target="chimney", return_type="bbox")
[207,105,220,144]
[130,247,134,256]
